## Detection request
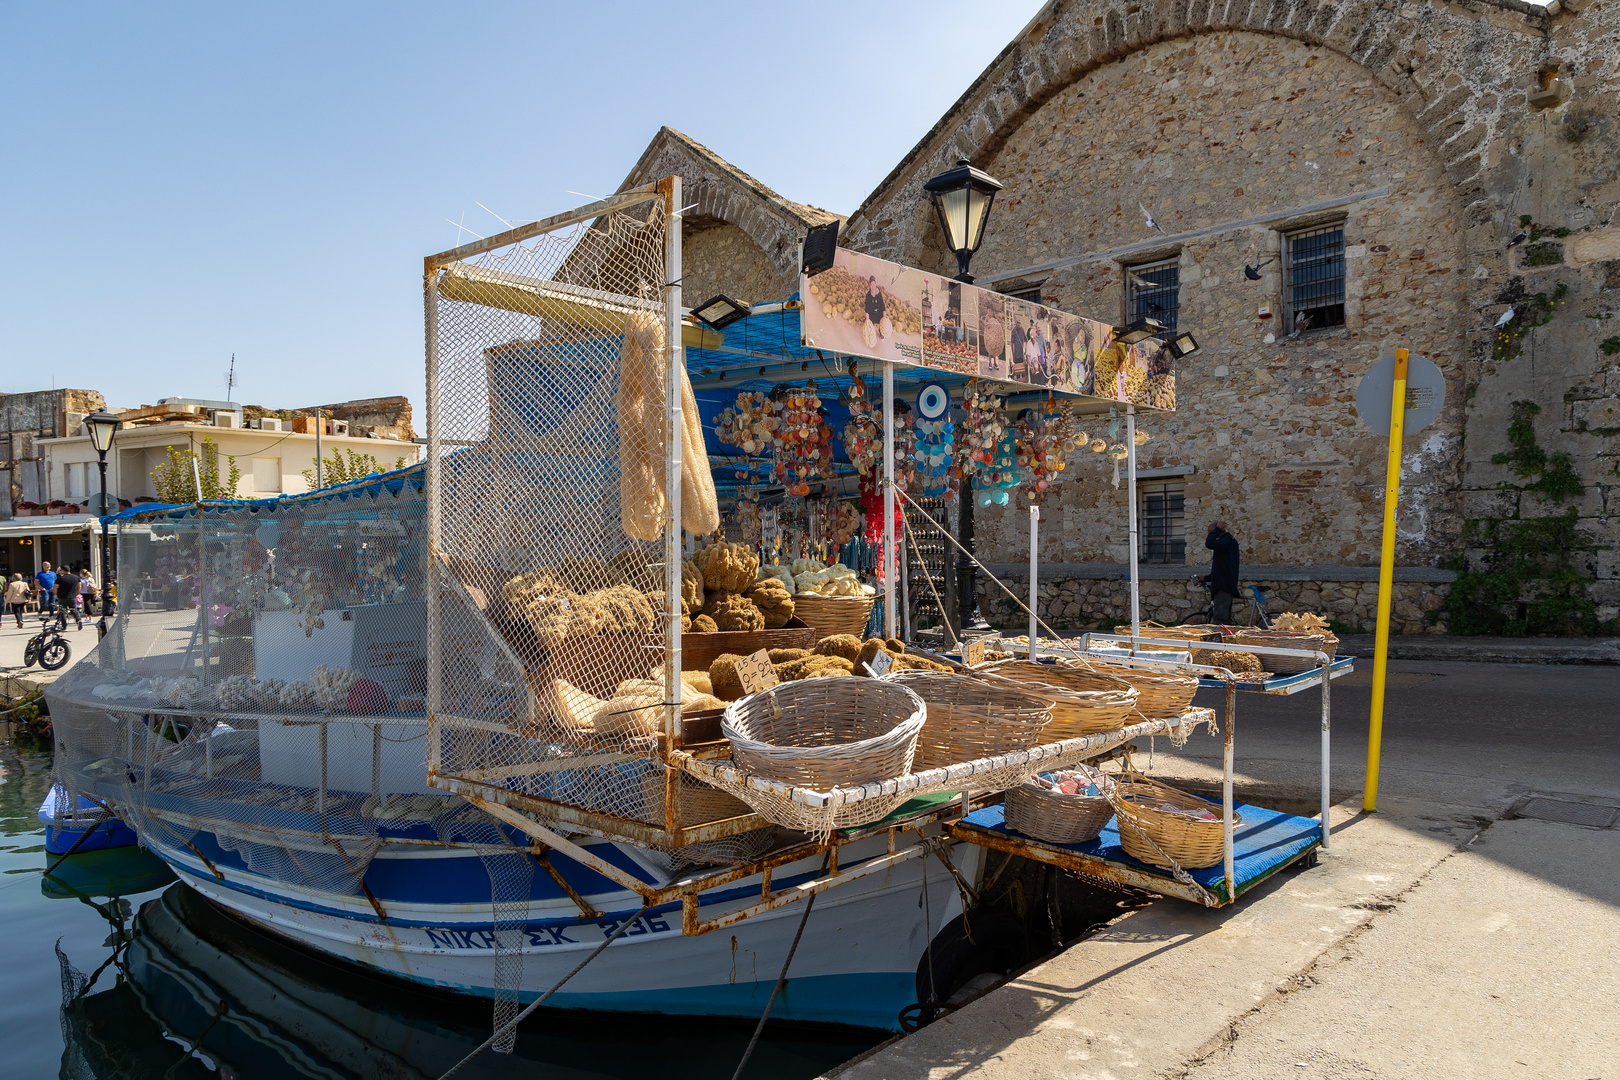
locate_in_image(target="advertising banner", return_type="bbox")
[801,249,1174,410]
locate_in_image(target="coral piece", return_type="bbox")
[311,664,358,712]
[152,675,204,708]
[694,542,759,594]
[812,634,863,662]
[1271,612,1335,636]
[212,674,259,711]
[253,678,287,709]
[756,564,795,592]
[744,577,796,629]
[703,591,765,633]
[277,681,319,712]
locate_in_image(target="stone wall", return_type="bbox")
[289,395,416,441]
[683,221,795,307]
[2,389,107,515]
[832,0,1620,630]
[980,574,1450,635]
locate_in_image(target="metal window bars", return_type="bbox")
[1126,258,1179,336]
[1285,226,1346,331]
[1139,480,1186,563]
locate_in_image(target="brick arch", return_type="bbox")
[846,0,1549,257]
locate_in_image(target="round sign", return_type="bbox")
[916,383,950,421]
[1356,354,1446,436]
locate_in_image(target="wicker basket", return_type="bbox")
[1004,765,1116,844]
[976,660,1139,739]
[885,671,1053,770]
[1232,629,1337,674]
[1113,774,1240,870]
[792,593,877,638]
[722,676,926,788]
[1063,659,1199,719]
[1138,621,1223,643]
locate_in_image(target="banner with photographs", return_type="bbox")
[801,249,1174,410]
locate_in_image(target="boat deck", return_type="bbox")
[949,800,1323,906]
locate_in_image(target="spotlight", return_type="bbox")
[802,221,840,276]
[1167,331,1201,359]
[691,294,750,330]
[1112,318,1166,345]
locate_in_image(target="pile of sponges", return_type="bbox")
[789,558,874,597]
[707,634,954,690]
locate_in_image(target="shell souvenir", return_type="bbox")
[914,383,957,500]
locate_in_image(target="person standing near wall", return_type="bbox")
[1203,521,1241,624]
[34,560,56,618]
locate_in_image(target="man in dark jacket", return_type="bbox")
[1203,520,1240,624]
[54,566,83,630]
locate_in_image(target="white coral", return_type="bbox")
[277,680,318,711]
[310,664,357,711]
[152,675,204,708]
[213,674,260,711]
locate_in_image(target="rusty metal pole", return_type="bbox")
[1223,676,1236,899]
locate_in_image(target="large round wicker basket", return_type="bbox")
[1112,775,1239,870]
[884,671,1053,770]
[976,660,1139,739]
[792,593,877,638]
[722,676,926,788]
[1232,629,1337,674]
[1063,659,1199,719]
[1004,765,1116,844]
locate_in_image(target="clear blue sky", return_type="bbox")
[1,1,1042,421]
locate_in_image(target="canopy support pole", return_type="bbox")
[1126,405,1140,651]
[661,176,684,749]
[1028,505,1039,660]
[883,361,896,638]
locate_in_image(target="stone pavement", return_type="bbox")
[826,659,1620,1079]
[1336,634,1620,665]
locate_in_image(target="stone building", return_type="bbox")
[623,0,1620,635]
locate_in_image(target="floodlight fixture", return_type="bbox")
[1167,331,1201,359]
[1112,318,1167,345]
[691,294,750,331]
[801,221,841,276]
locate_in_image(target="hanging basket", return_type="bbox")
[792,593,877,639]
[1232,629,1337,674]
[1062,659,1199,719]
[976,660,1139,738]
[884,670,1052,770]
[1004,765,1116,844]
[1112,774,1238,870]
[721,676,925,789]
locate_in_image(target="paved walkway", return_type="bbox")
[827,659,1620,1079]
[0,612,106,699]
[1336,633,1620,665]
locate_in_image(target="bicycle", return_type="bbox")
[23,609,73,671]
[1179,580,1273,629]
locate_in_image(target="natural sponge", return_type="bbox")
[744,577,796,629]
[812,634,863,663]
[704,591,765,632]
[681,559,705,612]
[691,613,719,633]
[767,648,810,663]
[695,542,759,594]
[709,653,746,688]
[775,654,855,681]
[1193,648,1263,674]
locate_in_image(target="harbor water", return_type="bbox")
[0,737,880,1079]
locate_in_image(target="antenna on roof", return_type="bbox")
[225,353,236,402]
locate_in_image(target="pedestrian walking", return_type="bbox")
[34,561,57,617]
[79,567,98,616]
[54,566,83,630]
[5,573,29,628]
[1201,521,1241,624]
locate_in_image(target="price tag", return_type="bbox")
[736,649,779,694]
[963,638,987,667]
[865,650,894,677]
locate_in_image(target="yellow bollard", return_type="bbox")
[1364,348,1408,812]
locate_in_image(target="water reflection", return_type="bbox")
[59,884,877,1079]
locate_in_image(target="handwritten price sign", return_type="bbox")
[735,649,780,694]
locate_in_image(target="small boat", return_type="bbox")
[38,784,139,855]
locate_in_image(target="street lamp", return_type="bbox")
[84,410,122,637]
[923,158,1004,284]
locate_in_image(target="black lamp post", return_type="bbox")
[923,158,1004,284]
[923,159,1003,635]
[84,410,122,637]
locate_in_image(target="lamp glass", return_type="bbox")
[937,187,969,252]
[85,412,122,454]
[965,187,994,251]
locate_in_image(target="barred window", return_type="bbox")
[1140,480,1186,563]
[1126,257,1179,336]
[1284,225,1345,333]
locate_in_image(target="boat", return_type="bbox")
[38,785,139,854]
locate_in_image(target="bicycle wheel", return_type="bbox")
[23,639,40,667]
[1178,608,1211,626]
[40,639,71,670]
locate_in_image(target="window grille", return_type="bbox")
[1284,225,1345,332]
[1001,284,1042,305]
[1140,480,1186,563]
[1126,258,1179,336]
